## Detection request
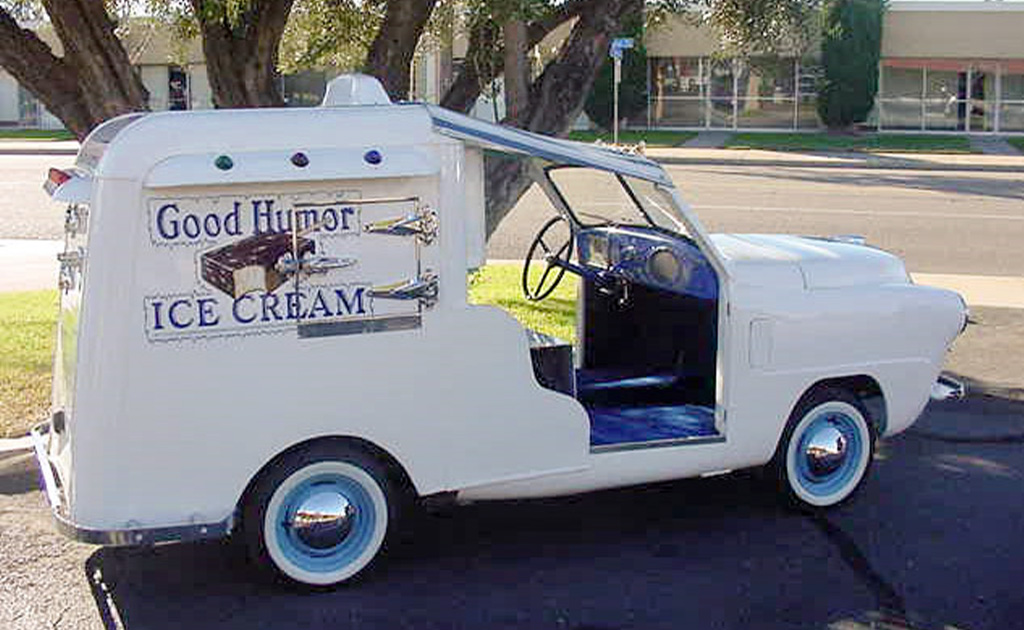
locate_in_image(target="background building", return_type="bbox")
[0,21,213,129]
[645,1,1024,133]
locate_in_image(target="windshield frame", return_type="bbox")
[542,164,688,238]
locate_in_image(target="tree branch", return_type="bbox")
[0,8,93,137]
[440,0,603,114]
[483,0,642,237]
[363,0,438,101]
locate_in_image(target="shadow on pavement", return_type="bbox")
[79,395,1024,630]
[81,471,912,630]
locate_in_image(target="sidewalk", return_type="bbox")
[0,140,79,156]
[645,146,1024,172]
[0,239,61,292]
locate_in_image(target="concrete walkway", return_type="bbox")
[0,140,79,156]
[968,135,1023,156]
[645,145,1024,172]
[682,131,733,148]
[0,239,62,292]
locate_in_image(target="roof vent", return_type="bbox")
[322,74,392,107]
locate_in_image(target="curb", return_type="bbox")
[651,155,1024,173]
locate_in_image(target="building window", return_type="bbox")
[649,56,815,130]
[168,66,189,111]
[1000,69,1024,132]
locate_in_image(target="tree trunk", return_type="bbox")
[364,0,438,101]
[441,0,599,115]
[191,0,294,108]
[0,3,148,140]
[502,19,529,121]
[484,0,641,238]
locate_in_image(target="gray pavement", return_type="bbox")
[2,143,1024,629]
[3,394,1024,630]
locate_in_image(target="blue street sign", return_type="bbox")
[610,37,634,59]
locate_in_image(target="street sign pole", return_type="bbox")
[613,57,621,144]
[609,37,633,146]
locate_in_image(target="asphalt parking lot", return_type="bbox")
[1,150,1022,629]
[4,395,1024,630]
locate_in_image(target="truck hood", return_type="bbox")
[709,234,910,289]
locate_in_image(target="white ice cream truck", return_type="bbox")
[33,75,967,587]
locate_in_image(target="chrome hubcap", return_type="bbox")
[288,489,356,550]
[803,422,848,478]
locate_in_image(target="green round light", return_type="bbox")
[214,155,234,171]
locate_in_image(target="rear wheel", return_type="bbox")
[241,443,398,586]
[772,388,875,508]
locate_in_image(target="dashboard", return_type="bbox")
[576,226,717,300]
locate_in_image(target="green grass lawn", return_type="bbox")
[0,291,56,438]
[0,268,566,437]
[1006,137,1024,153]
[0,128,76,141]
[469,263,577,342]
[569,129,697,148]
[725,132,976,154]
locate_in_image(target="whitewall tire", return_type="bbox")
[774,389,875,508]
[242,444,396,586]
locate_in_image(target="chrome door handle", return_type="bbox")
[276,253,357,276]
[56,249,83,267]
[370,272,438,307]
[364,209,438,244]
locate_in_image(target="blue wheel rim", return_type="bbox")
[794,411,864,498]
[274,472,377,574]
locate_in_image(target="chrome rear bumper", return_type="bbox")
[930,375,966,401]
[29,423,230,546]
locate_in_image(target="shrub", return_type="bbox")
[817,0,885,129]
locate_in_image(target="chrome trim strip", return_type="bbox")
[30,423,230,546]
[29,425,60,508]
[590,434,725,454]
[298,314,422,338]
[53,513,232,547]
[930,375,966,401]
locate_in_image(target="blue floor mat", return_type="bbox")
[588,404,718,446]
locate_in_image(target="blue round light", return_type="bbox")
[214,155,234,170]
[364,150,383,165]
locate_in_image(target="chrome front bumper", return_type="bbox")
[930,375,966,401]
[29,423,231,546]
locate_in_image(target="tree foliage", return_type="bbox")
[701,0,820,56]
[816,0,884,129]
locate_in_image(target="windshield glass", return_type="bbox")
[546,167,688,236]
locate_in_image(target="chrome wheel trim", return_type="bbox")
[264,461,388,585]
[785,401,871,507]
[288,488,356,550]
[803,423,847,478]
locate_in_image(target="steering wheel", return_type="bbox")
[522,216,574,301]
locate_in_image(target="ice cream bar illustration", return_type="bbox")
[201,232,315,298]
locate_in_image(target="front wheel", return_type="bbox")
[241,443,398,586]
[772,388,875,509]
